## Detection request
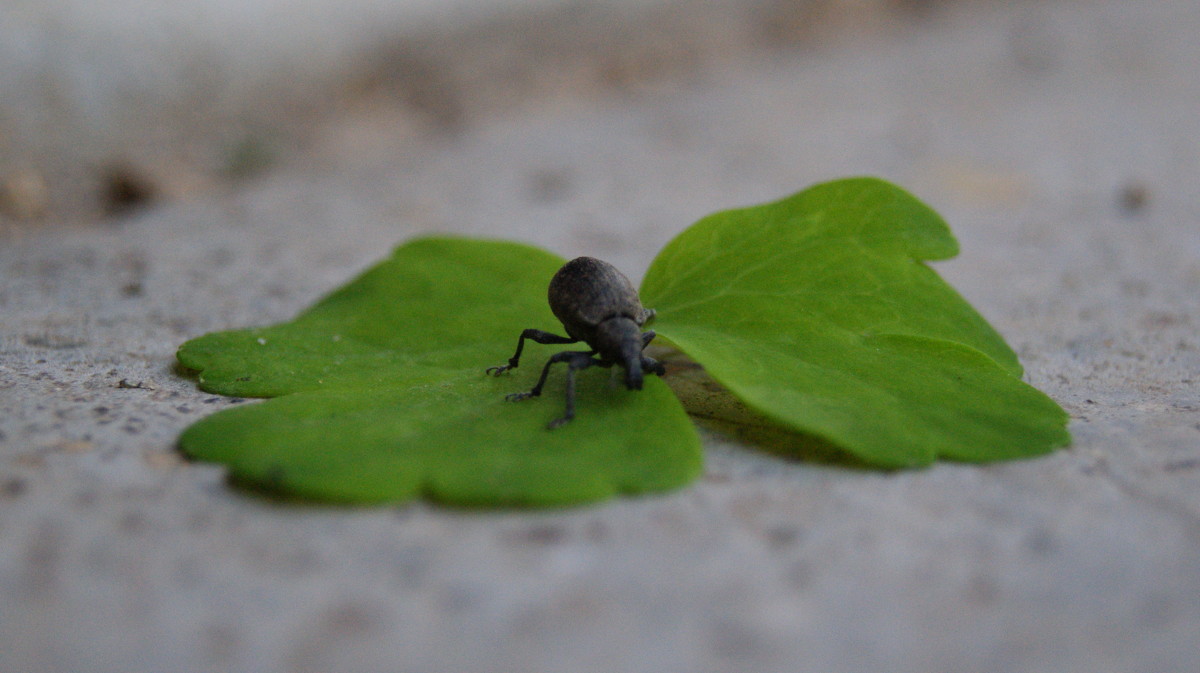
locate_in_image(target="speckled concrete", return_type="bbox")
[2,1,1199,672]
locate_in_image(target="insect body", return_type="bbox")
[487,256,666,428]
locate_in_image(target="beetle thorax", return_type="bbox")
[548,256,648,338]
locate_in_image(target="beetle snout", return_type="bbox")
[625,368,644,390]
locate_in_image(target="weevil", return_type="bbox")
[486,256,666,429]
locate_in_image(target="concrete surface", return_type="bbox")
[2,0,1199,671]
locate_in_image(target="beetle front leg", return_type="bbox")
[548,352,601,429]
[504,349,595,400]
[637,330,665,377]
[487,329,578,376]
[640,354,666,378]
[504,350,599,429]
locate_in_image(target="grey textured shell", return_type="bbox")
[548,257,650,335]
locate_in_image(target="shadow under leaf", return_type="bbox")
[653,348,873,469]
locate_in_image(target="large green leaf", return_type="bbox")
[177,238,702,506]
[640,177,1070,467]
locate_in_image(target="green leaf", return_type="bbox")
[178,177,1070,506]
[641,177,1070,467]
[177,238,702,506]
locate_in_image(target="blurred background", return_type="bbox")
[1,0,1029,223]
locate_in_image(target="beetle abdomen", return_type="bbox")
[548,257,648,335]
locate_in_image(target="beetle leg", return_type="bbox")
[548,352,602,429]
[504,349,595,402]
[636,330,665,377]
[641,354,666,377]
[487,328,578,375]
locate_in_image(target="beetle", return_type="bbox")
[486,256,666,428]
